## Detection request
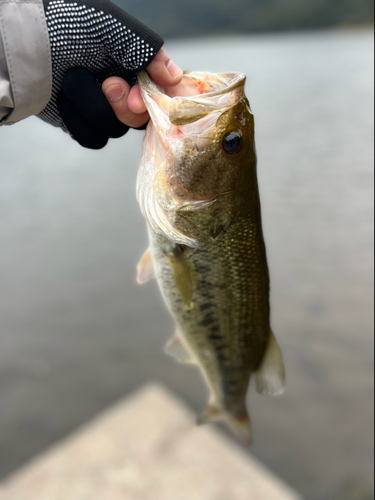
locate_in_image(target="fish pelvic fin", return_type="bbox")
[164,331,196,365]
[256,329,285,396]
[198,399,252,445]
[136,247,155,284]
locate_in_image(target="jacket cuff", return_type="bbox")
[0,0,52,125]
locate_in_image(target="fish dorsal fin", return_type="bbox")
[167,246,194,309]
[136,247,155,284]
[164,332,196,364]
[256,330,285,396]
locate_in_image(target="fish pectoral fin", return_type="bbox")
[164,332,196,365]
[198,400,252,445]
[168,248,194,309]
[136,247,155,284]
[256,329,285,396]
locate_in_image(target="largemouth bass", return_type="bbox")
[136,70,285,443]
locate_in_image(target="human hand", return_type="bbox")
[38,0,181,149]
[102,49,182,130]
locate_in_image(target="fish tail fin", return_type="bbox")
[197,399,225,425]
[256,329,285,396]
[226,411,252,445]
[198,399,252,445]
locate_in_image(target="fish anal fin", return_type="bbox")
[136,247,155,284]
[164,332,196,365]
[256,329,285,396]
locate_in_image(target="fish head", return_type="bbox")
[137,71,256,246]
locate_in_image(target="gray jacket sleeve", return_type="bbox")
[0,0,52,125]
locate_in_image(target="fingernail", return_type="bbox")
[167,61,182,78]
[103,84,125,102]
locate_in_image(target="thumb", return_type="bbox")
[145,49,183,88]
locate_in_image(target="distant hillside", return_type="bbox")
[116,0,374,38]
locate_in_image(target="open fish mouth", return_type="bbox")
[138,71,246,126]
[136,71,248,247]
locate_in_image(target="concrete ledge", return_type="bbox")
[0,384,301,500]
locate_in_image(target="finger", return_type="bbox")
[128,84,147,115]
[145,49,183,88]
[102,77,149,128]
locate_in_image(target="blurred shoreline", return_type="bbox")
[161,25,374,43]
[162,24,375,40]
[115,0,374,39]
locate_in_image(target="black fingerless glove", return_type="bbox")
[38,0,163,148]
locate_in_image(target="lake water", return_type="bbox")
[0,29,373,500]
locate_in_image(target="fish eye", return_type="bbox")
[222,131,242,155]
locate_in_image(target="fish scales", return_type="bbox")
[150,217,269,412]
[136,71,285,442]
